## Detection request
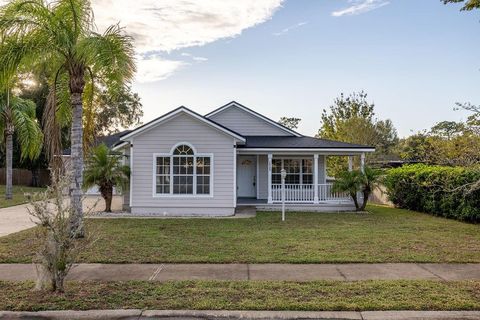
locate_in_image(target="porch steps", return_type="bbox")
[234,206,257,218]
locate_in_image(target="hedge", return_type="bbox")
[384,164,480,222]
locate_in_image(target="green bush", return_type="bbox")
[384,164,480,222]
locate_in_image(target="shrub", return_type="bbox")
[384,164,480,222]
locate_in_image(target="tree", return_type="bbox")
[397,120,480,166]
[89,85,143,136]
[0,53,43,199]
[332,167,382,211]
[332,170,362,210]
[83,144,130,212]
[0,0,136,234]
[28,172,91,293]
[442,0,480,10]
[317,91,398,175]
[279,117,301,130]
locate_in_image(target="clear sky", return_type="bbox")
[92,0,480,137]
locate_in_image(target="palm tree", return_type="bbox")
[333,167,382,211]
[333,170,362,210]
[83,144,129,212]
[358,167,382,211]
[0,91,43,199]
[0,0,136,234]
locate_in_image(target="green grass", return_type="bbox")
[1,280,480,311]
[1,205,480,263]
[0,185,46,208]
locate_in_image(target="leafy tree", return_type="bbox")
[90,85,143,136]
[0,0,136,234]
[279,117,301,130]
[83,144,130,212]
[318,91,398,175]
[442,0,480,10]
[397,120,480,166]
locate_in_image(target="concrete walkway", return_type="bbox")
[1,309,480,320]
[1,263,480,282]
[0,196,123,237]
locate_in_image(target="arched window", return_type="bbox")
[173,145,194,155]
[155,143,212,196]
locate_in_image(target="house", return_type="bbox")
[111,101,375,216]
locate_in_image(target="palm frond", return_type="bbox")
[10,96,43,160]
[78,24,136,91]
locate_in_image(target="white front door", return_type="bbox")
[237,156,256,198]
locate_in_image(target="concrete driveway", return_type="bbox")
[0,196,123,237]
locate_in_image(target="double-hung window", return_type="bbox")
[155,144,212,196]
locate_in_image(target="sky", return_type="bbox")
[90,0,480,137]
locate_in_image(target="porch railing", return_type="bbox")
[271,183,352,203]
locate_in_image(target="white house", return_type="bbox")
[111,101,375,216]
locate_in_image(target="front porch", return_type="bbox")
[235,151,366,210]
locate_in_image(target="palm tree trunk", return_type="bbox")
[5,128,13,200]
[70,91,84,236]
[69,67,86,237]
[360,190,370,211]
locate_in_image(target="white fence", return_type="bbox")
[271,183,351,203]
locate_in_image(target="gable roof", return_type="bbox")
[119,106,246,143]
[239,136,375,151]
[205,101,303,137]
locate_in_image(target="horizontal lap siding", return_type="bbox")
[131,113,234,211]
[208,106,291,136]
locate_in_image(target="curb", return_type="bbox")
[1,310,480,320]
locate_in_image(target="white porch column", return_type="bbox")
[267,153,273,204]
[313,154,319,204]
[360,153,365,173]
[348,156,353,172]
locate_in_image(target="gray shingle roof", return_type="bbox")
[239,136,374,149]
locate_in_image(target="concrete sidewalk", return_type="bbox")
[1,263,480,282]
[1,309,480,320]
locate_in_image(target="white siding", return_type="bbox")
[208,106,292,136]
[130,113,235,216]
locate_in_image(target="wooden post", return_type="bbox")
[314,154,319,204]
[348,156,353,172]
[268,153,273,204]
[360,153,365,173]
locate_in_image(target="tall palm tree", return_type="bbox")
[0,0,136,234]
[84,144,130,212]
[0,90,43,199]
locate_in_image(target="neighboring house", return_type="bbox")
[111,101,375,216]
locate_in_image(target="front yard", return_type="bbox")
[0,185,46,208]
[1,205,479,263]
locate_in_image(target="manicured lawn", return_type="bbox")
[1,280,480,311]
[1,205,479,263]
[0,185,46,208]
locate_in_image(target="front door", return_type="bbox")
[237,156,256,198]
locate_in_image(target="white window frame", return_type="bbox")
[152,143,214,198]
[271,157,314,185]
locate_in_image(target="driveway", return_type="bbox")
[0,196,123,237]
